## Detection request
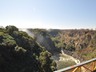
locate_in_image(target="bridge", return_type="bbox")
[54,58,96,72]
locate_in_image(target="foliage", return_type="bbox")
[0,25,56,72]
[6,25,18,34]
[39,51,56,72]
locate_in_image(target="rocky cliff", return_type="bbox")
[27,29,96,61]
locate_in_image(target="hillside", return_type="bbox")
[0,26,56,72]
[25,28,96,69]
[27,29,96,61]
[1,25,96,71]
[49,29,96,61]
[27,29,60,53]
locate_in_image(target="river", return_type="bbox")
[52,49,80,70]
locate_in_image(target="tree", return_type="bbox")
[6,25,18,35]
[39,51,56,72]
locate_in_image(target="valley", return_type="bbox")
[0,26,96,72]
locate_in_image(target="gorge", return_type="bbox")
[21,28,81,70]
[1,26,96,72]
[21,28,96,70]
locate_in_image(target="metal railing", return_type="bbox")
[54,58,96,72]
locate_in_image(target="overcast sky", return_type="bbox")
[0,0,96,29]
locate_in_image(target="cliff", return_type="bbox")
[27,29,96,61]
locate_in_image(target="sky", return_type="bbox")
[0,0,96,29]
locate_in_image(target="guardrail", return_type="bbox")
[54,58,96,72]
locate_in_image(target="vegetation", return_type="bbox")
[0,26,56,72]
[1,26,96,71]
[49,29,96,61]
[28,28,96,61]
[28,29,58,53]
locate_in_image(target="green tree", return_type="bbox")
[6,25,18,34]
[39,51,56,72]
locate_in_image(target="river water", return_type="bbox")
[52,49,80,70]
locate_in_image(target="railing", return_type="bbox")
[54,58,96,72]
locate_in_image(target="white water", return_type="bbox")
[60,49,80,64]
[52,49,80,69]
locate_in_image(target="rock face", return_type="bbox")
[49,29,96,59]
[36,33,57,53]
[26,29,96,60]
[26,29,58,54]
